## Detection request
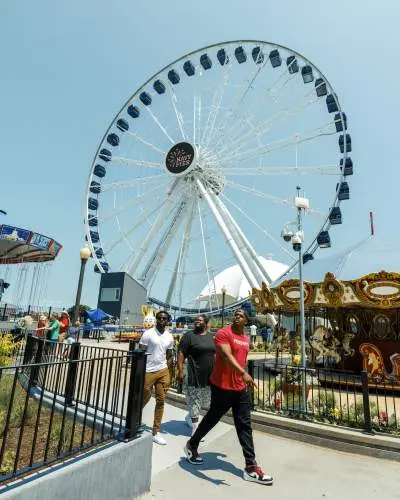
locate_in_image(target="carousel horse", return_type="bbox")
[389,352,400,379]
[342,332,355,358]
[359,343,392,382]
[309,326,340,364]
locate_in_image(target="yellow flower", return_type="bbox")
[330,407,340,420]
[292,354,301,366]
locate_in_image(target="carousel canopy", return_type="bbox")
[252,236,400,312]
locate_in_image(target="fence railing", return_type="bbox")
[0,304,66,322]
[0,336,146,483]
[248,360,400,435]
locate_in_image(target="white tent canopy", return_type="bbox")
[197,257,288,306]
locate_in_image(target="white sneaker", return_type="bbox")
[185,414,193,429]
[153,433,167,445]
[243,465,273,485]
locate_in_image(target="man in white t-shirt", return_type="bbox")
[139,310,174,445]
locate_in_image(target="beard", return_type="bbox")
[194,325,206,333]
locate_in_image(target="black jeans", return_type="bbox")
[189,384,256,466]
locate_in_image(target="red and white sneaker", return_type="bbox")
[184,441,204,465]
[243,465,273,485]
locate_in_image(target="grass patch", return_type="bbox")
[0,374,101,478]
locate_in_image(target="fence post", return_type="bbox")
[248,359,255,410]
[30,338,44,386]
[360,370,374,434]
[23,333,34,365]
[65,342,81,406]
[126,339,136,368]
[125,349,147,440]
[1,303,6,321]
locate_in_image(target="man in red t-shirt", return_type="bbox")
[184,309,273,486]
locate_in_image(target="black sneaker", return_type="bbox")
[184,441,204,464]
[243,465,273,485]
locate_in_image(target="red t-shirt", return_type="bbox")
[210,326,249,391]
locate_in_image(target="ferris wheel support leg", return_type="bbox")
[211,192,272,288]
[140,199,188,289]
[195,178,259,290]
[165,201,196,308]
[127,179,181,277]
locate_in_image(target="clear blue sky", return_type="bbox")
[0,0,398,308]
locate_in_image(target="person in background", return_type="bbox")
[46,313,60,343]
[65,320,80,344]
[140,310,174,445]
[59,311,70,342]
[184,309,273,486]
[249,323,257,347]
[36,314,48,338]
[177,314,215,435]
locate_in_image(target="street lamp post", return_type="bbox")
[73,246,91,324]
[295,187,307,411]
[221,285,227,327]
[281,187,309,411]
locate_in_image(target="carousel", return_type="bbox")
[251,236,400,388]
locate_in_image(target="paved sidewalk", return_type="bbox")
[142,403,399,500]
[141,397,231,476]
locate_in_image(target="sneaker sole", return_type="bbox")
[243,471,273,485]
[183,445,203,465]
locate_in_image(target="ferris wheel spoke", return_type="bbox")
[212,89,319,158]
[221,192,297,262]
[166,85,187,141]
[192,94,203,145]
[197,199,219,311]
[224,165,339,176]
[195,177,259,289]
[225,180,325,216]
[104,199,167,254]
[127,179,182,276]
[207,56,270,148]
[101,174,166,192]
[222,122,336,164]
[145,107,176,144]
[208,60,294,150]
[211,193,271,286]
[112,157,163,169]
[165,200,196,307]
[200,63,233,148]
[125,131,166,155]
[99,181,169,222]
[140,198,189,288]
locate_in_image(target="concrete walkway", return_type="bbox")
[142,401,400,500]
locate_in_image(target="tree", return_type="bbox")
[67,304,91,320]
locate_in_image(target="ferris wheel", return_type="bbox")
[84,40,352,311]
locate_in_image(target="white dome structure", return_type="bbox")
[197,257,289,306]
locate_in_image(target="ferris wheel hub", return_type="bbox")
[165,142,197,176]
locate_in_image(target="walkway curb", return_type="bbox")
[166,390,400,462]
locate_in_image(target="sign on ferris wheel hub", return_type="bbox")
[165,142,198,176]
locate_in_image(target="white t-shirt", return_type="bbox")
[250,325,257,337]
[140,327,174,373]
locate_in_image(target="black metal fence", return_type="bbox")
[248,360,400,435]
[0,336,146,483]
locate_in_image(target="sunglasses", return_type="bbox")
[157,316,169,321]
